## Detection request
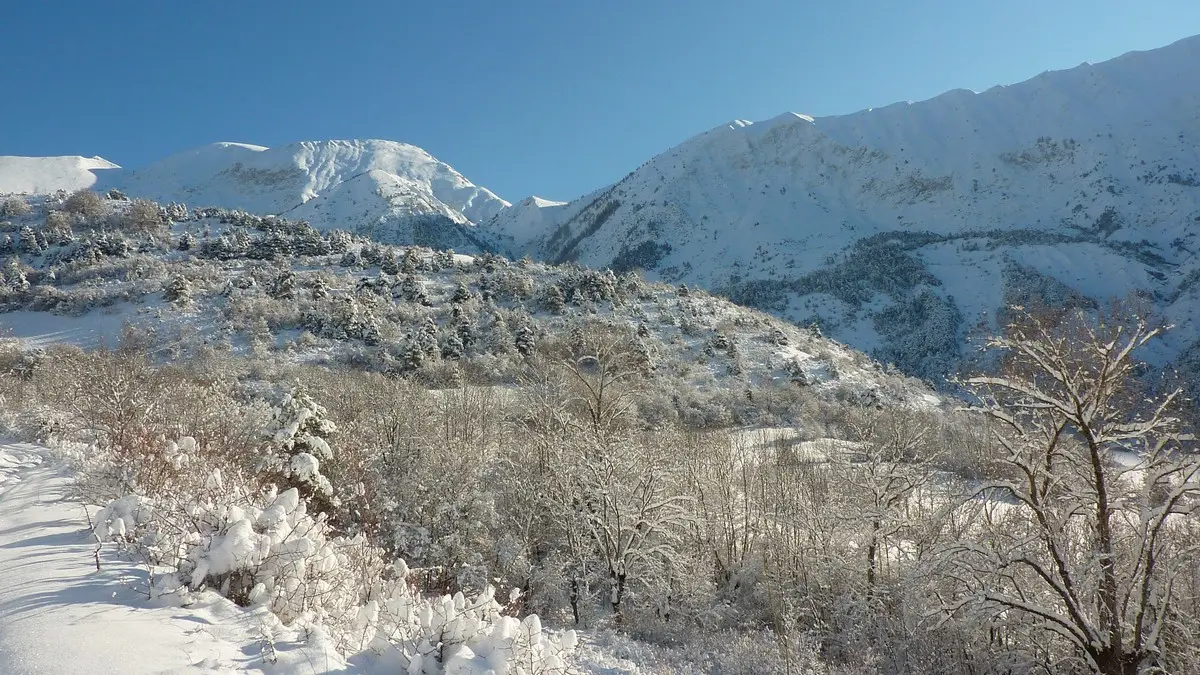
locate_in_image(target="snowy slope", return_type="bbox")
[487,35,1200,377]
[0,155,120,195]
[94,140,510,247]
[0,444,352,674]
[2,141,509,249]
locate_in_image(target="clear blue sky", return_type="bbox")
[3,1,1199,202]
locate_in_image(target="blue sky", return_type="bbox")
[3,1,1199,202]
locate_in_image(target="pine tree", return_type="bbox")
[486,312,514,355]
[163,274,192,304]
[310,275,329,300]
[3,257,29,291]
[18,226,42,254]
[271,270,297,301]
[177,231,196,251]
[441,329,465,359]
[455,313,476,351]
[415,316,440,360]
[357,307,383,346]
[434,248,455,270]
[263,386,339,516]
[515,321,536,356]
[451,281,472,305]
[360,243,383,267]
[381,252,401,276]
[400,247,421,274]
[543,285,566,314]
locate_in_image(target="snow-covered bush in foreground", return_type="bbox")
[91,436,575,673]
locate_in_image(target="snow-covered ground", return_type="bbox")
[0,443,726,674]
[0,443,351,674]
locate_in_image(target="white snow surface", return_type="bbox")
[0,156,121,195]
[0,443,351,674]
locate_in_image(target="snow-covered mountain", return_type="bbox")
[3,140,510,251]
[4,36,1200,379]
[0,155,120,194]
[485,35,1200,379]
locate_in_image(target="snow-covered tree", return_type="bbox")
[451,281,472,305]
[18,226,42,254]
[310,274,329,300]
[380,251,400,276]
[262,387,340,516]
[934,308,1200,674]
[400,247,421,274]
[63,189,104,218]
[177,231,196,251]
[543,284,566,314]
[269,269,297,301]
[3,256,29,291]
[163,274,192,304]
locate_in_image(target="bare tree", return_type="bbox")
[934,308,1200,674]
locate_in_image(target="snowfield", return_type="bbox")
[0,156,120,195]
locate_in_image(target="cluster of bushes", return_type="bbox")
[8,304,1196,673]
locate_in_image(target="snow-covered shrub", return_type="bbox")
[62,189,106,219]
[90,433,575,673]
[0,197,31,218]
[114,198,166,234]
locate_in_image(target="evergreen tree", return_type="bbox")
[434,248,455,270]
[18,226,42,254]
[3,257,29,291]
[177,231,196,251]
[263,387,339,516]
[310,275,329,300]
[163,274,192,304]
[451,281,472,305]
[271,270,297,301]
[455,312,476,351]
[441,329,465,360]
[381,252,401,276]
[486,312,514,355]
[515,321,536,356]
[543,285,566,314]
[400,247,421,274]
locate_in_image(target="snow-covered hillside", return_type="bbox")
[4,36,1200,379]
[486,35,1200,378]
[2,140,510,251]
[0,155,120,194]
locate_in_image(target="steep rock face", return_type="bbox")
[487,36,1200,378]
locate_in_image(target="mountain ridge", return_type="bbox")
[480,33,1200,379]
[3,35,1199,380]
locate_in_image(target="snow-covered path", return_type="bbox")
[0,443,271,674]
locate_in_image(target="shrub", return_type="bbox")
[117,199,166,234]
[62,189,105,219]
[0,197,31,218]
